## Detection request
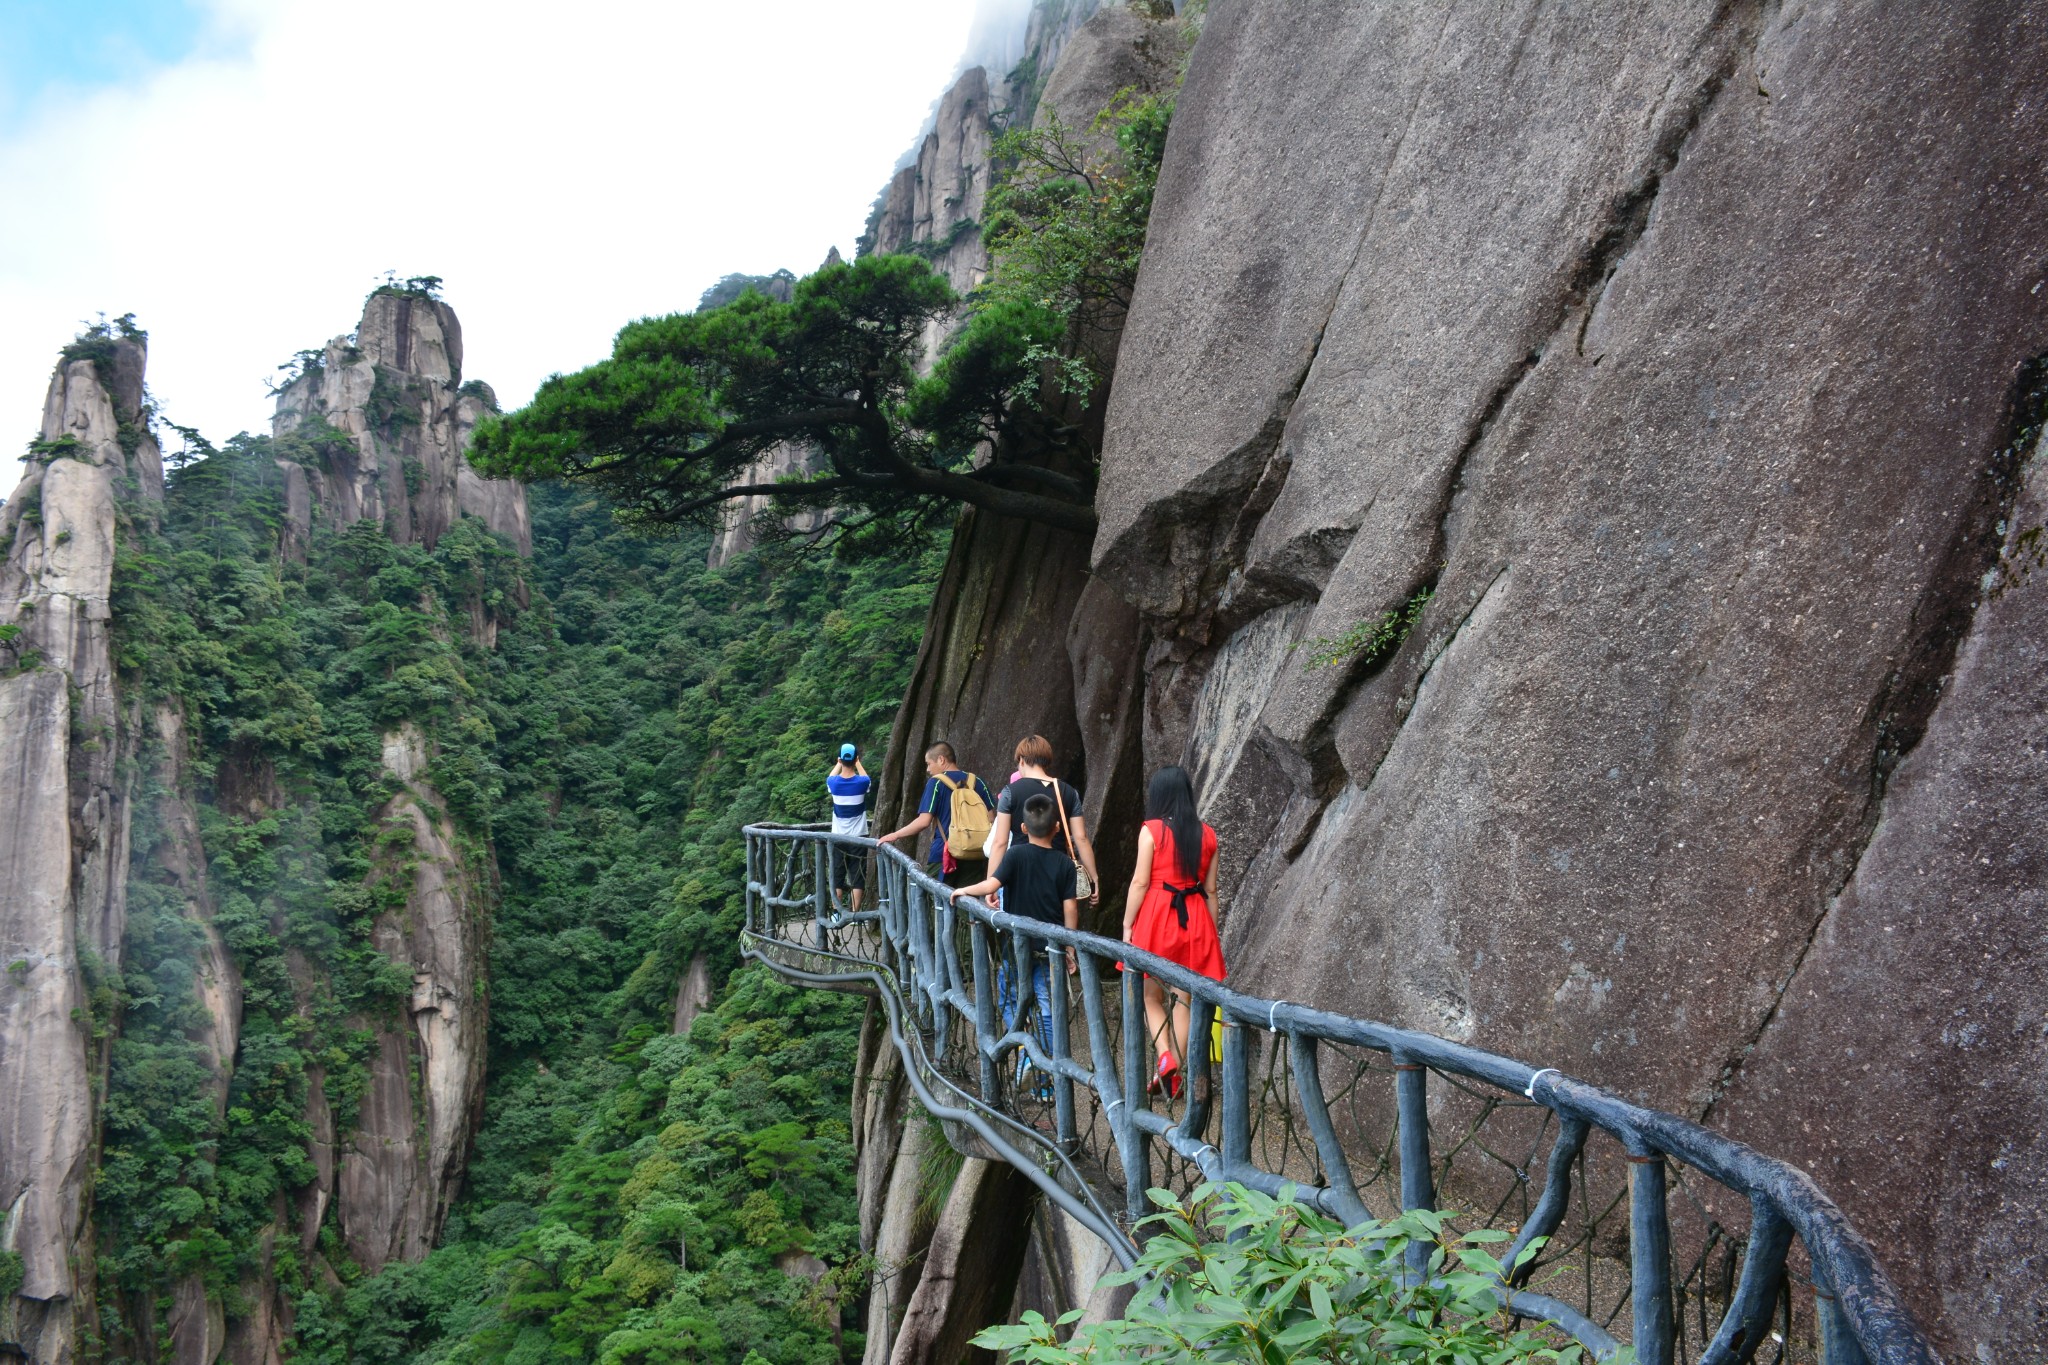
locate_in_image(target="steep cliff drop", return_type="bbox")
[0,328,162,1364]
[851,7,1184,1359]
[1080,2,2048,1357]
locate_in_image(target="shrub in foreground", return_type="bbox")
[975,1183,1624,1364]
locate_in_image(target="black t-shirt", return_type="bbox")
[992,842,1077,926]
[996,777,1083,854]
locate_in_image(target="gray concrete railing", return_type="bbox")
[739,822,1939,1365]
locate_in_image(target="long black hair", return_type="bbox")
[1145,765,1205,883]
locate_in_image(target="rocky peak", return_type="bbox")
[272,289,529,555]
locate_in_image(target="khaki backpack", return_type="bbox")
[937,773,993,860]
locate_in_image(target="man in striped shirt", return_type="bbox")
[827,744,872,911]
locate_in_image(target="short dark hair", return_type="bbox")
[1014,734,1054,768]
[926,740,957,764]
[1022,793,1057,839]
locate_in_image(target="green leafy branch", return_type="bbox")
[976,1182,1621,1364]
[1298,587,1434,671]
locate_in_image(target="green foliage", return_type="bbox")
[698,270,797,311]
[376,273,447,300]
[470,254,1094,542]
[975,1184,1619,1364]
[97,410,940,1360]
[60,312,146,372]
[98,433,529,1325]
[271,347,328,396]
[1299,588,1434,671]
[980,88,1175,398]
[26,434,88,464]
[0,1249,23,1300]
[340,968,866,1365]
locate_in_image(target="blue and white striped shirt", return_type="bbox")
[827,773,871,836]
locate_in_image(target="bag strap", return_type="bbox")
[1048,778,1072,850]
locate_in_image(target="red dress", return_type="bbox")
[1129,819,1225,980]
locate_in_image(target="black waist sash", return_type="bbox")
[1163,882,1202,929]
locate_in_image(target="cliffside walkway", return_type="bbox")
[739,823,1936,1365]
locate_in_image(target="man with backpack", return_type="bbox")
[877,741,995,889]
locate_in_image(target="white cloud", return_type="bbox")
[0,0,988,495]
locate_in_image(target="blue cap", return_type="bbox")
[839,743,857,761]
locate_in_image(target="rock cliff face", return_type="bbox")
[1084,1,2048,1356]
[273,289,530,556]
[0,335,162,1363]
[1,293,527,1363]
[337,725,490,1272]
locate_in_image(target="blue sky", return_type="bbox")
[0,0,211,120]
[0,0,999,498]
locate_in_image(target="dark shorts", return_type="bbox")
[831,843,866,891]
[940,859,987,891]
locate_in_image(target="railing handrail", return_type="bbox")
[740,821,1938,1365]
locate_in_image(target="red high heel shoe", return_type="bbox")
[1148,1052,1183,1100]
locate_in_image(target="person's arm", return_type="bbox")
[948,874,1001,902]
[1123,825,1154,939]
[878,809,931,845]
[1061,895,1080,972]
[855,758,867,776]
[1067,805,1101,903]
[986,810,1013,874]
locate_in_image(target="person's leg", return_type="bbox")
[1170,990,1194,1075]
[1143,975,1174,1070]
[1030,959,1055,1055]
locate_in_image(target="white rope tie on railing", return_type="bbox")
[1269,1000,1289,1032]
[1524,1067,1562,1101]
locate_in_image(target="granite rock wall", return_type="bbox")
[0,337,163,1363]
[1091,1,2048,1356]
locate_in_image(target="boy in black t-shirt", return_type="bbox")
[951,795,1076,1096]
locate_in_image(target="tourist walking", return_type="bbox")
[987,735,1101,907]
[877,741,995,889]
[950,793,1079,1100]
[826,743,871,912]
[1121,765,1223,1099]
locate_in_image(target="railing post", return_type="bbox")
[1696,1197,1790,1365]
[1047,942,1076,1151]
[969,914,1000,1102]
[1627,1145,1675,1365]
[1293,1033,1370,1229]
[1394,1055,1435,1275]
[1219,1016,1250,1172]
[1177,995,1215,1141]
[930,887,952,1037]
[814,838,830,928]
[1121,962,1152,1224]
[743,833,755,933]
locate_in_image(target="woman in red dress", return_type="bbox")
[1121,765,1223,1098]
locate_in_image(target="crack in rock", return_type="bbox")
[1701,352,2048,1122]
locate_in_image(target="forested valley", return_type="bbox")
[103,431,941,1363]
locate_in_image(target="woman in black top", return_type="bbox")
[986,734,1101,903]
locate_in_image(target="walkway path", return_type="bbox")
[740,822,1936,1365]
